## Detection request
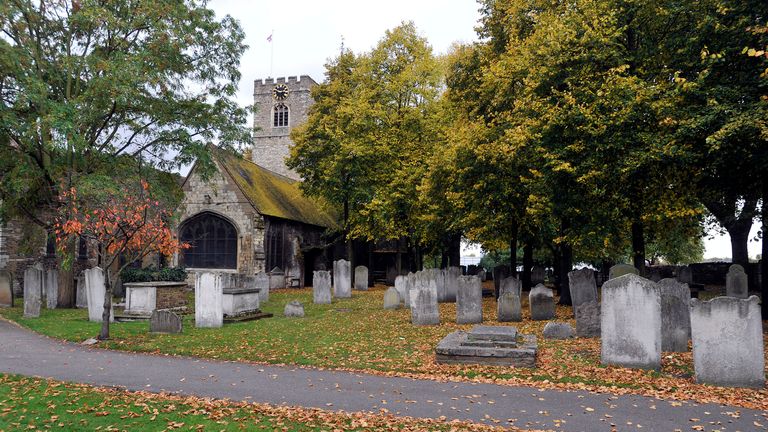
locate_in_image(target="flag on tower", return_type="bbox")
[267,32,273,42]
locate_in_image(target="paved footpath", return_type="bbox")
[0,319,765,432]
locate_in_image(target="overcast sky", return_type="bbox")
[206,0,761,261]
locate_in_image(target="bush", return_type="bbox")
[121,266,187,283]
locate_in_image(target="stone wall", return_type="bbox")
[156,285,188,309]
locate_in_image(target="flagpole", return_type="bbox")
[270,29,274,78]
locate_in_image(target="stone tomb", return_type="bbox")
[436,325,537,368]
[410,271,440,325]
[456,275,482,324]
[725,264,748,299]
[601,274,661,370]
[194,272,223,328]
[149,310,183,334]
[313,270,332,304]
[354,265,369,291]
[23,266,42,318]
[268,267,285,291]
[221,274,261,317]
[529,284,555,320]
[658,278,691,352]
[124,281,188,316]
[690,296,765,388]
[333,259,351,298]
[0,270,12,307]
[608,264,638,280]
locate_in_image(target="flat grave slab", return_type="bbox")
[467,325,518,342]
[436,325,536,368]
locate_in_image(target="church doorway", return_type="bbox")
[179,212,238,269]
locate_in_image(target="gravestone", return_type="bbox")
[529,284,555,320]
[444,267,461,302]
[658,278,691,352]
[149,310,182,334]
[194,272,223,328]
[354,266,369,291]
[568,268,598,310]
[725,264,748,299]
[429,268,448,302]
[647,268,663,282]
[411,271,439,325]
[477,269,486,282]
[333,260,351,298]
[23,267,42,318]
[574,301,601,338]
[255,271,269,303]
[394,275,410,308]
[312,270,332,304]
[531,266,545,285]
[268,267,285,290]
[601,274,661,370]
[0,270,12,307]
[406,272,417,308]
[84,267,113,322]
[44,269,58,309]
[383,287,401,310]
[456,275,482,324]
[499,276,522,297]
[608,264,638,280]
[497,292,521,322]
[690,296,764,388]
[492,265,509,297]
[677,265,693,285]
[543,322,575,339]
[284,300,305,317]
[75,274,88,308]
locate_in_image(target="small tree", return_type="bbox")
[54,180,187,340]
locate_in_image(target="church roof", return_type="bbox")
[216,150,340,229]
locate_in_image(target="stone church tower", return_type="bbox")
[252,75,317,180]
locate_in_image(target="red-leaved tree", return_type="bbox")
[54,180,187,339]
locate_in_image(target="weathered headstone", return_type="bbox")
[410,271,439,325]
[456,275,482,324]
[725,264,748,299]
[44,269,58,309]
[428,268,448,302]
[608,264,638,280]
[333,259,351,298]
[499,276,522,297]
[23,267,42,318]
[255,271,269,303]
[492,265,509,297]
[574,300,601,338]
[543,322,575,339]
[601,274,661,370]
[497,292,521,322]
[529,284,555,321]
[443,267,461,302]
[84,267,113,322]
[312,270,332,304]
[284,300,305,317]
[568,268,598,310]
[194,272,223,328]
[0,270,12,307]
[677,265,693,285]
[406,272,417,307]
[394,275,410,308]
[268,267,285,290]
[690,296,764,388]
[75,274,88,309]
[531,266,545,285]
[383,287,401,310]
[658,278,691,352]
[149,310,182,334]
[354,265,369,291]
[477,269,486,282]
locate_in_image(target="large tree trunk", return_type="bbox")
[728,223,751,268]
[522,242,533,291]
[631,220,645,276]
[558,242,573,305]
[702,197,757,269]
[509,224,518,277]
[448,233,461,268]
[762,178,767,318]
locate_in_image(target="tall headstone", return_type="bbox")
[443,267,461,302]
[529,284,555,320]
[44,269,58,309]
[411,271,439,325]
[75,274,88,308]
[394,275,410,308]
[84,267,112,322]
[456,275,482,324]
[608,264,639,280]
[568,268,598,309]
[574,301,601,338]
[354,266,369,291]
[492,265,509,297]
[268,267,285,290]
[333,259,351,298]
[313,270,332,304]
[658,278,691,352]
[497,292,521,322]
[531,266,545,285]
[149,310,183,334]
[0,270,12,307]
[23,267,42,318]
[383,287,401,310]
[255,271,269,303]
[601,274,661,370]
[406,272,417,307]
[429,268,448,302]
[690,296,764,388]
[725,264,748,299]
[499,276,522,297]
[194,272,223,328]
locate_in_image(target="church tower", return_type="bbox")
[252,75,317,180]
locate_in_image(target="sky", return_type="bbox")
[206,0,762,261]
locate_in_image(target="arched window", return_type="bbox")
[179,212,238,269]
[273,104,289,127]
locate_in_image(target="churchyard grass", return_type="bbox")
[0,374,501,431]
[1,285,766,410]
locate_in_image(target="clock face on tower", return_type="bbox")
[272,84,289,101]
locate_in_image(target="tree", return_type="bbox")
[54,179,187,340]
